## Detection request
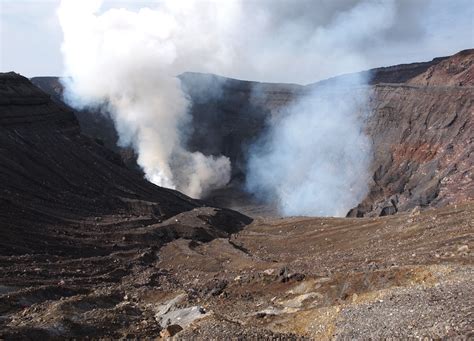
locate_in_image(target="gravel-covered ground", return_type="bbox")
[1,202,472,339]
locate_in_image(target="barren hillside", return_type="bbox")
[31,50,474,217]
[0,52,469,339]
[0,72,250,255]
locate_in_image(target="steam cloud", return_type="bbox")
[57,0,445,215]
[57,0,234,198]
[246,81,372,217]
[245,1,394,216]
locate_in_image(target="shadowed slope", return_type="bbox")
[31,50,474,217]
[0,72,251,255]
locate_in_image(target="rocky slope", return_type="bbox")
[186,50,473,217]
[0,72,250,256]
[349,82,473,216]
[0,61,472,338]
[2,196,472,338]
[408,49,474,86]
[28,77,140,171]
[31,50,473,217]
[312,54,448,87]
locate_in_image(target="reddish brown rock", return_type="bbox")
[408,49,474,86]
[30,50,474,217]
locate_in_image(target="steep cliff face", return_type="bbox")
[0,73,250,255]
[311,55,448,87]
[408,49,474,86]
[30,50,473,216]
[2,74,472,340]
[348,83,473,216]
[30,76,140,171]
[185,50,473,217]
[180,72,305,181]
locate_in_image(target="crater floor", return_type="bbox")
[1,202,472,339]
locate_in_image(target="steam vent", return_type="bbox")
[1,1,473,339]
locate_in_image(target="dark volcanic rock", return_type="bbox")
[0,53,472,339]
[185,51,473,216]
[311,55,449,87]
[352,80,473,216]
[30,50,474,217]
[30,76,141,171]
[0,72,251,256]
[408,49,474,86]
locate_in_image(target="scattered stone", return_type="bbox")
[278,267,305,283]
[203,279,228,297]
[380,205,397,216]
[410,207,421,216]
[352,293,359,302]
[160,324,183,338]
[263,269,275,276]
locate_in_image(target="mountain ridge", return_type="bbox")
[30,49,474,217]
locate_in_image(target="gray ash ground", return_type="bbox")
[1,203,472,339]
[1,50,473,339]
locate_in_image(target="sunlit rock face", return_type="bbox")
[31,49,474,217]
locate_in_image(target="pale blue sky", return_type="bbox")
[1,0,473,80]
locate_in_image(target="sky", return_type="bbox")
[0,0,473,82]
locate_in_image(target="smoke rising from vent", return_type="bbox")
[246,80,372,217]
[57,0,235,198]
[244,1,394,216]
[57,0,447,214]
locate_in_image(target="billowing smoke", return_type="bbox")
[57,0,448,214]
[57,0,233,198]
[244,1,395,216]
[246,80,372,216]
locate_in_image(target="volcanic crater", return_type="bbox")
[0,49,472,339]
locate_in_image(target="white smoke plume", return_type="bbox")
[56,0,452,215]
[57,0,235,198]
[246,82,372,217]
[244,1,395,216]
